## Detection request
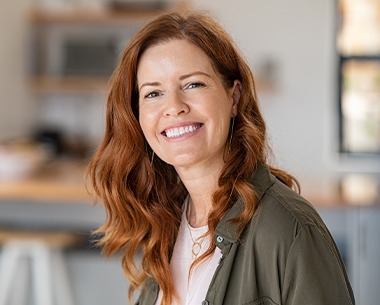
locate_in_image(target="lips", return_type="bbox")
[163,123,202,139]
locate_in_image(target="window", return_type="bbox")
[337,0,380,156]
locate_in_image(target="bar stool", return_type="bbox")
[0,230,84,305]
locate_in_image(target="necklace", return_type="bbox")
[185,199,207,259]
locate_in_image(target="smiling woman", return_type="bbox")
[137,39,240,170]
[86,10,355,305]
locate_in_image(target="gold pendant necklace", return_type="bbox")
[186,199,207,259]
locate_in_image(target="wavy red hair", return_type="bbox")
[87,10,298,305]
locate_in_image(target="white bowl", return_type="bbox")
[0,145,46,181]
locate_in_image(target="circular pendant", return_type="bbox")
[192,242,202,257]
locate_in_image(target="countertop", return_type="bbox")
[0,159,93,203]
[0,160,379,208]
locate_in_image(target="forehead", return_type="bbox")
[137,39,215,80]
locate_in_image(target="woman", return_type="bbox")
[87,10,355,305]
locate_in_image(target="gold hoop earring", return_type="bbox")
[229,117,235,154]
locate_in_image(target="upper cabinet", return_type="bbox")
[29,8,165,25]
[28,0,188,94]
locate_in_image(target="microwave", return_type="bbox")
[31,23,139,77]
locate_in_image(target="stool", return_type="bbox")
[0,230,84,305]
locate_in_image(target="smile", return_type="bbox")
[164,124,202,138]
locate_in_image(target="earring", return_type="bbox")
[150,151,155,166]
[229,117,235,154]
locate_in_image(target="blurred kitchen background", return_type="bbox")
[0,0,379,304]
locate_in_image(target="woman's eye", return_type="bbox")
[145,91,160,99]
[186,82,205,89]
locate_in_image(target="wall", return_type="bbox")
[0,0,36,141]
[190,0,338,180]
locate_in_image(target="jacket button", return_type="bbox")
[216,236,224,243]
[202,301,209,305]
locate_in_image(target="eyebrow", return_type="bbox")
[179,71,212,80]
[139,81,161,91]
[139,71,212,91]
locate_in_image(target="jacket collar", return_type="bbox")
[214,162,276,246]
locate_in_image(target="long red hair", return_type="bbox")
[87,10,298,305]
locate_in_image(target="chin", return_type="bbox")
[164,156,199,169]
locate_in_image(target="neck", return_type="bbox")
[177,161,224,228]
[186,195,211,227]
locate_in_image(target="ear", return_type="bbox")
[230,80,242,117]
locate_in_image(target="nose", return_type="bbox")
[163,91,189,117]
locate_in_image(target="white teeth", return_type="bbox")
[165,124,201,138]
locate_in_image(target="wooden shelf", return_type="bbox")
[30,76,110,94]
[0,230,85,247]
[0,159,93,203]
[29,8,164,25]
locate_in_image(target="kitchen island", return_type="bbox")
[0,160,379,305]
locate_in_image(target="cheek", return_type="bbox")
[139,118,152,141]
[139,121,157,152]
[139,107,158,139]
[138,108,148,134]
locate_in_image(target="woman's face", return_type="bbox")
[137,39,240,172]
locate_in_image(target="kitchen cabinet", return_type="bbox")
[28,8,165,94]
[26,3,187,155]
[353,208,380,305]
[319,207,380,305]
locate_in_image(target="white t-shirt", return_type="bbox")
[154,201,222,305]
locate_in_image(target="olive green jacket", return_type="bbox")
[136,163,355,305]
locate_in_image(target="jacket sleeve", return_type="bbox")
[282,224,355,305]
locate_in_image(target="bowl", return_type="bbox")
[0,143,47,181]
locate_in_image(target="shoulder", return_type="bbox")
[236,176,341,280]
[260,177,324,229]
[218,164,354,305]
[254,176,326,234]
[256,180,355,305]
[217,163,328,245]
[246,175,334,258]
[248,162,325,235]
